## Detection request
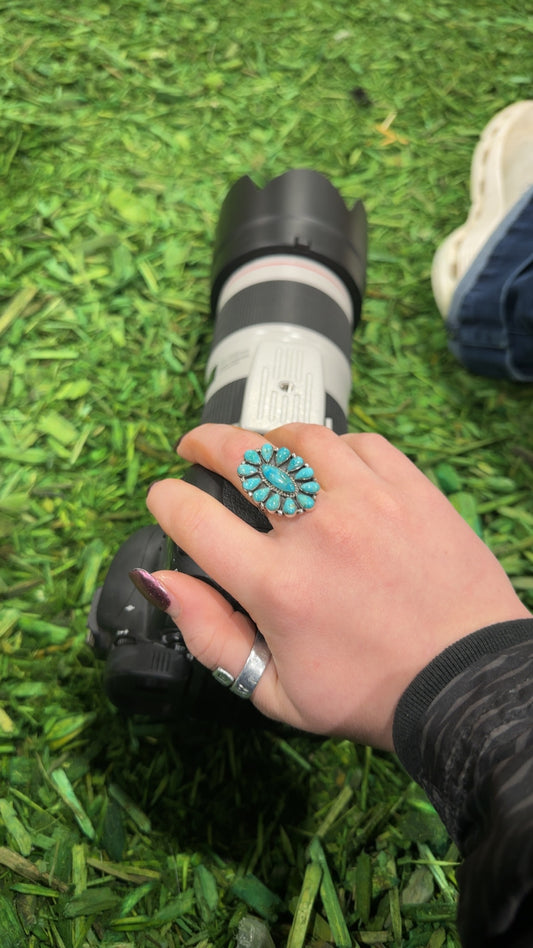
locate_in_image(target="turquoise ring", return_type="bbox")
[237,443,320,516]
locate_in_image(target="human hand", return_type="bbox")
[137,423,531,750]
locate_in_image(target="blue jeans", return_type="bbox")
[445,186,533,381]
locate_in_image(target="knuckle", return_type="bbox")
[269,422,336,448]
[189,627,217,667]
[363,431,390,450]
[350,431,390,453]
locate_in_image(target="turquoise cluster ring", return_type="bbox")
[237,443,320,516]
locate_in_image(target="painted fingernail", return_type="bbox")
[173,434,185,453]
[129,568,172,611]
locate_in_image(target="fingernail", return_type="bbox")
[129,568,172,611]
[173,434,185,453]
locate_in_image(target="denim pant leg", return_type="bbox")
[446,187,533,381]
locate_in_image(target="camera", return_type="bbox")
[87,169,367,720]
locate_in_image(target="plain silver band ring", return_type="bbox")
[212,631,271,698]
[230,630,271,699]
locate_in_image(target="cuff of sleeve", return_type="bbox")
[392,618,533,779]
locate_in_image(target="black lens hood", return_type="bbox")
[210,169,367,326]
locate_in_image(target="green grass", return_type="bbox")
[1,1,532,945]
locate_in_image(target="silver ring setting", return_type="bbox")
[212,630,271,699]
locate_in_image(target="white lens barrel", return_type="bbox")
[217,255,353,323]
[204,256,354,433]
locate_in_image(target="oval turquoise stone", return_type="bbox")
[282,497,298,515]
[297,493,315,509]
[253,486,270,503]
[262,464,296,494]
[299,481,320,494]
[242,476,261,491]
[244,449,261,465]
[294,466,313,480]
[265,493,281,512]
[287,455,304,472]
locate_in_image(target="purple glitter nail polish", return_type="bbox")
[129,568,172,611]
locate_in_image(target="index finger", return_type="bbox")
[147,476,268,604]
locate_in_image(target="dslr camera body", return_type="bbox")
[88,170,367,720]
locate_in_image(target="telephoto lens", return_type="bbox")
[203,169,366,434]
[87,170,367,719]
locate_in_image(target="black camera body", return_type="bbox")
[87,170,367,719]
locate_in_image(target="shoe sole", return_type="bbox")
[431,100,533,317]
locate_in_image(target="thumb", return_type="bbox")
[128,567,276,711]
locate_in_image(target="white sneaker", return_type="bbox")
[431,100,533,318]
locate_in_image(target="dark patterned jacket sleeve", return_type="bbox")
[392,618,533,948]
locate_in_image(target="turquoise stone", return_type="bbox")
[237,462,258,477]
[260,443,274,462]
[297,493,315,509]
[253,486,270,503]
[294,466,313,480]
[299,481,320,494]
[262,464,296,494]
[242,476,261,491]
[244,449,261,465]
[275,446,291,465]
[287,455,304,472]
[265,493,281,512]
[282,497,298,515]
